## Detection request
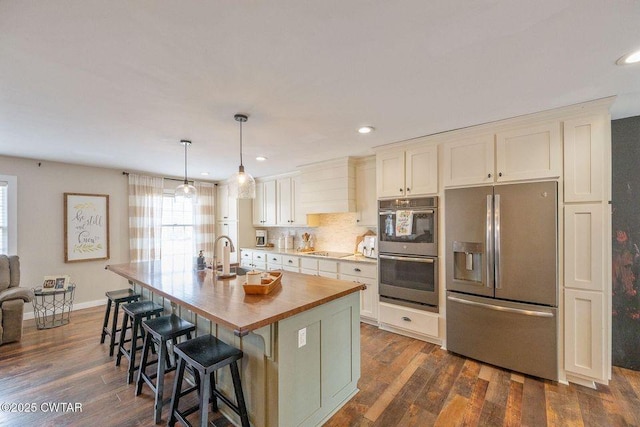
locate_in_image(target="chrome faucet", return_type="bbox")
[212,235,236,273]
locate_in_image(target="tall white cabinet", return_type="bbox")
[562,111,611,386]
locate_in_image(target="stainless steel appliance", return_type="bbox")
[255,230,267,247]
[378,197,437,256]
[379,254,438,310]
[445,181,558,381]
[378,196,439,311]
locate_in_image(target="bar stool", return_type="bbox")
[116,300,164,384]
[100,289,141,356]
[136,314,196,424]
[168,334,250,427]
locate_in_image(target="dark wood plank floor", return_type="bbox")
[1,306,639,426]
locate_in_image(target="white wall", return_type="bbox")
[0,155,131,313]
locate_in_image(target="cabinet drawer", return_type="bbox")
[266,253,282,265]
[301,268,318,276]
[319,271,338,279]
[339,274,376,288]
[319,260,338,273]
[253,252,267,263]
[339,262,376,279]
[282,256,300,268]
[379,302,438,337]
[301,257,318,270]
[241,251,253,261]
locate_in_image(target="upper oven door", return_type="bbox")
[379,208,438,256]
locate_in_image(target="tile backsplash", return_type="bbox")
[264,213,375,253]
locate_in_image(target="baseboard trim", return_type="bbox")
[23,298,106,320]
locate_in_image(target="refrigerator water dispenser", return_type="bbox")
[453,241,483,283]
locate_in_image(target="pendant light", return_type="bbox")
[175,139,197,200]
[228,113,256,199]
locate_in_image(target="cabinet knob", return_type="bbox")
[272,258,277,261]
[399,188,403,193]
[354,268,361,272]
[402,316,411,322]
[487,173,492,178]
[498,172,503,177]
[288,260,293,264]
[406,187,410,192]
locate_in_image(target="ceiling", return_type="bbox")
[1,1,639,181]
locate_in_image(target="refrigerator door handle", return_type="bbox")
[447,295,554,318]
[494,193,501,289]
[486,195,494,288]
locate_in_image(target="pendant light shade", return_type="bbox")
[228,114,256,199]
[175,140,197,200]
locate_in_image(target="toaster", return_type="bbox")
[362,235,377,259]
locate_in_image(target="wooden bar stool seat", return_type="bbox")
[100,289,141,356]
[115,300,164,384]
[136,314,195,424]
[168,334,250,427]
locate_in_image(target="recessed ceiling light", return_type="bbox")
[358,126,375,134]
[616,49,640,65]
[256,156,267,161]
[200,172,209,176]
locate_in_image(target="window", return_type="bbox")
[161,191,195,269]
[0,175,17,255]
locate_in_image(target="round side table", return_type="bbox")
[31,285,76,329]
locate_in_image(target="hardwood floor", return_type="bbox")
[1,306,639,426]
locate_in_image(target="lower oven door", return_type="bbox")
[378,254,438,307]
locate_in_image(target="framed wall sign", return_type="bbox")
[64,193,110,262]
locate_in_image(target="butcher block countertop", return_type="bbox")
[106,261,365,336]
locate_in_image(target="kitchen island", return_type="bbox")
[106,261,364,427]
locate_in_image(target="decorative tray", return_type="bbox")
[243,271,282,295]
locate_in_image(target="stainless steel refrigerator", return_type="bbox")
[445,181,558,380]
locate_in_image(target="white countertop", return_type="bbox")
[241,247,377,264]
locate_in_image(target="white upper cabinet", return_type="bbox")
[563,115,607,203]
[443,135,495,187]
[216,183,238,221]
[277,173,307,226]
[253,179,277,226]
[355,157,377,227]
[444,121,561,187]
[495,120,562,182]
[377,143,438,198]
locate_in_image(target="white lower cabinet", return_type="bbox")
[266,253,282,271]
[564,289,606,383]
[338,261,378,322]
[318,260,338,279]
[301,257,319,276]
[282,255,300,273]
[379,302,439,338]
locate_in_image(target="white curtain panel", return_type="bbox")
[128,174,164,262]
[194,181,216,262]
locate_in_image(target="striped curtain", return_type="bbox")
[128,174,164,262]
[194,181,216,263]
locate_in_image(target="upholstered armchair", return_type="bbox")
[0,255,33,345]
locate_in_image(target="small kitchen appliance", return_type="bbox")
[362,235,377,258]
[255,230,267,247]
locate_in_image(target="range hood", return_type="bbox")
[299,157,356,214]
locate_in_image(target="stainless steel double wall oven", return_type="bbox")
[378,197,439,310]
